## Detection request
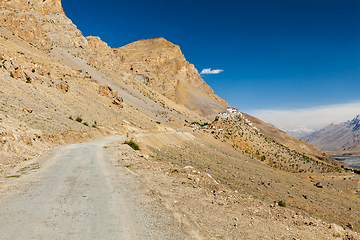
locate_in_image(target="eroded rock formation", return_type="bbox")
[0,0,88,53]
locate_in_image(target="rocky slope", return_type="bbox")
[0,113,49,173]
[86,36,228,118]
[243,113,341,167]
[302,115,360,154]
[137,135,360,237]
[210,112,342,174]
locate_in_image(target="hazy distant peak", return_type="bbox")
[286,128,314,139]
[301,114,360,153]
[349,114,360,131]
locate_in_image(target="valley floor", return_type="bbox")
[0,134,359,239]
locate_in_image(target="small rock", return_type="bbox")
[346,223,353,229]
[329,223,344,237]
[22,108,33,113]
[218,202,225,206]
[315,182,323,188]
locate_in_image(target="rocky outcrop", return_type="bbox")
[87,37,228,118]
[99,84,116,98]
[0,113,49,171]
[56,82,69,94]
[0,0,88,53]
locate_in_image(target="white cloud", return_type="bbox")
[200,68,223,74]
[248,102,360,132]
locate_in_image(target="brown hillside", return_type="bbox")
[210,112,341,174]
[242,113,341,168]
[86,36,228,118]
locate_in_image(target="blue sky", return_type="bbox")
[62,0,360,131]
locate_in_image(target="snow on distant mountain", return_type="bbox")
[301,115,360,153]
[286,128,315,139]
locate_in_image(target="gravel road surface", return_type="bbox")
[0,136,190,240]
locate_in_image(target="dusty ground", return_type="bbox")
[133,133,360,235]
[0,136,191,239]
[0,134,359,239]
[108,136,360,239]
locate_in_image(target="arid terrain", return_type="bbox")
[0,0,359,239]
[1,134,359,239]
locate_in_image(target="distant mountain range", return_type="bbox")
[301,115,360,154]
[286,128,315,139]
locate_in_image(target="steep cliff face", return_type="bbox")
[0,0,88,53]
[87,37,228,118]
[116,38,227,107]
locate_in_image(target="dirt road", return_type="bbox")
[0,136,190,240]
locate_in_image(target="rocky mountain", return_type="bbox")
[301,115,360,154]
[0,0,229,118]
[86,36,228,118]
